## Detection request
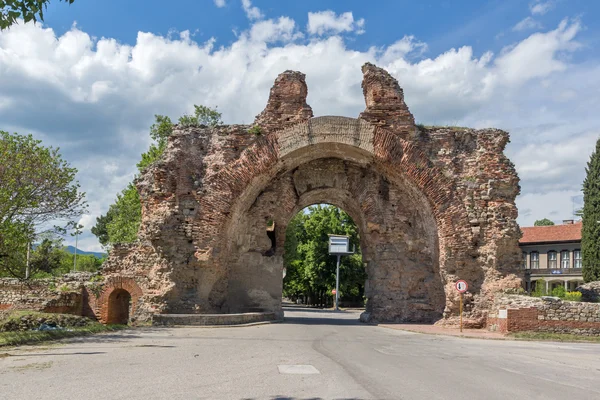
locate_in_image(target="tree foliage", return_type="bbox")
[534,218,555,226]
[582,138,600,282]
[92,105,220,248]
[531,279,546,297]
[178,105,222,128]
[283,205,366,306]
[0,221,31,278]
[0,231,104,279]
[0,131,86,277]
[0,131,87,228]
[0,0,75,30]
[104,183,141,244]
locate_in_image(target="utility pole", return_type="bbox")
[25,242,30,279]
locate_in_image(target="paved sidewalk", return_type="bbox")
[379,323,507,340]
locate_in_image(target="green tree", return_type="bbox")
[582,138,600,282]
[29,237,64,276]
[1,232,64,279]
[90,210,114,248]
[0,131,86,277]
[138,115,174,172]
[178,105,222,128]
[0,131,86,229]
[534,218,555,226]
[63,252,103,273]
[1,0,75,30]
[0,221,32,278]
[283,205,366,307]
[531,279,546,297]
[105,183,141,244]
[93,106,220,248]
[92,114,174,248]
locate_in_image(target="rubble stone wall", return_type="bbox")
[0,273,146,324]
[100,63,523,326]
[487,295,600,335]
[0,277,84,315]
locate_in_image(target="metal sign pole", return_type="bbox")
[335,254,340,311]
[460,292,463,333]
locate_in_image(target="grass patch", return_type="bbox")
[510,331,600,343]
[0,323,127,347]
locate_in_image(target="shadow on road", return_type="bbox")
[242,397,365,400]
[282,307,368,326]
[282,316,364,326]
[12,351,107,356]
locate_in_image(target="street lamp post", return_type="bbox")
[70,223,84,272]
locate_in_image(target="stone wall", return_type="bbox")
[99,63,523,326]
[0,276,85,315]
[0,273,146,324]
[577,281,600,302]
[487,295,600,335]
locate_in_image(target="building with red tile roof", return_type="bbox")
[520,221,582,245]
[519,220,584,294]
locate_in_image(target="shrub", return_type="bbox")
[502,287,526,295]
[564,291,583,302]
[551,286,566,298]
[531,279,546,297]
[248,125,262,136]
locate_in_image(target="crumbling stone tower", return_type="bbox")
[101,63,523,327]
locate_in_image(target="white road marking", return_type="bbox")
[278,364,320,374]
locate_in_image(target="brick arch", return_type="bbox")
[97,277,143,324]
[216,117,463,321]
[108,64,521,325]
[217,116,470,257]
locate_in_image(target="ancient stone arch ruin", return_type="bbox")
[101,63,523,326]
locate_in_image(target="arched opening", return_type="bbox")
[282,204,366,310]
[106,289,132,324]
[223,144,446,323]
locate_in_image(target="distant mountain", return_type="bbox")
[63,246,106,258]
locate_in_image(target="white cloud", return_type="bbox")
[307,11,365,36]
[248,17,301,43]
[495,18,581,85]
[530,1,555,16]
[242,0,263,20]
[0,17,595,248]
[214,0,226,7]
[513,16,543,32]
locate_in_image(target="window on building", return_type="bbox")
[574,250,582,268]
[548,251,557,269]
[530,252,539,269]
[522,252,528,269]
[561,250,570,269]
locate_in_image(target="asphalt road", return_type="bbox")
[1,308,600,400]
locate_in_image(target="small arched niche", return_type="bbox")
[106,289,132,325]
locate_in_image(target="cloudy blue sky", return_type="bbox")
[1,0,599,251]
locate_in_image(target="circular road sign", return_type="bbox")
[455,280,468,293]
[331,289,337,295]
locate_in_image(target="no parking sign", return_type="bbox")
[455,280,468,332]
[455,280,468,293]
